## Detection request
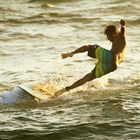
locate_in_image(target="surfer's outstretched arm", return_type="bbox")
[54,69,95,97]
[61,45,95,59]
[120,19,126,35]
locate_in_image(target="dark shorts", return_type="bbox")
[88,45,114,78]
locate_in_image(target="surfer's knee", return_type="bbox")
[87,69,96,81]
[87,44,99,58]
[88,44,99,50]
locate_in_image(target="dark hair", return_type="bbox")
[104,25,118,35]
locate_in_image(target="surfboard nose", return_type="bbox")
[0,87,34,105]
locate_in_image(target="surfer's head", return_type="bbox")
[104,25,118,42]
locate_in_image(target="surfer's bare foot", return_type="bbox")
[53,88,66,97]
[61,52,73,59]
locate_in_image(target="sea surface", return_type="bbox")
[0,0,140,139]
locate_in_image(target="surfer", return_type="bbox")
[54,19,126,97]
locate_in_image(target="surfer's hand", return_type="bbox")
[61,52,73,59]
[53,88,66,97]
[120,19,126,26]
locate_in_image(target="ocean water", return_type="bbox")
[0,0,140,139]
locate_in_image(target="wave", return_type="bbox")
[0,12,84,25]
[0,17,61,25]
[8,32,47,40]
[0,51,13,57]
[0,7,17,14]
[0,83,11,92]
[0,74,139,106]
[127,18,140,26]
[29,0,77,4]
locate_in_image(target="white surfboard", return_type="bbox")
[18,84,52,100]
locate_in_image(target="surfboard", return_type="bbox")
[18,84,52,100]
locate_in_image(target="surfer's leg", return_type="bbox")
[65,69,96,91]
[62,45,97,59]
[72,45,92,54]
[87,44,99,58]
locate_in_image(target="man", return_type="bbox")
[54,19,126,97]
